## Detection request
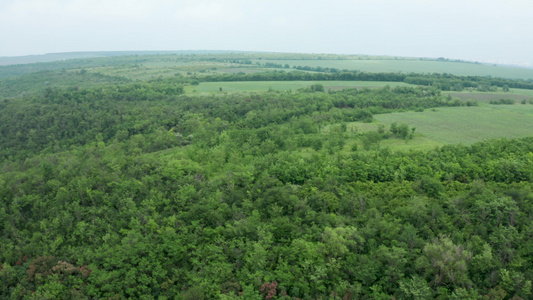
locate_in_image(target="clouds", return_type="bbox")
[0,0,532,66]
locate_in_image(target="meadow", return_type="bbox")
[348,103,533,151]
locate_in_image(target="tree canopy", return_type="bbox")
[1,56,533,299]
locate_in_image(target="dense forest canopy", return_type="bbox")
[1,53,533,299]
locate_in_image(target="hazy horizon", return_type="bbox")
[2,0,532,67]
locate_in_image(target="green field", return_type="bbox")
[189,80,414,93]
[511,88,533,97]
[262,59,533,80]
[444,90,533,103]
[349,104,533,150]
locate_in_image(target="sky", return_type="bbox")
[1,0,532,66]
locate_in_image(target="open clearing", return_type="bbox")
[189,80,414,93]
[349,104,533,150]
[260,59,533,80]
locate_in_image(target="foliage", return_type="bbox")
[1,55,533,298]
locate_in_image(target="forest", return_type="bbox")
[1,53,533,299]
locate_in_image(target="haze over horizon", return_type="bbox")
[1,0,532,67]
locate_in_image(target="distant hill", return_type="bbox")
[2,51,532,80]
[0,50,249,66]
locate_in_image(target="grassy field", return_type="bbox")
[347,103,533,151]
[261,59,533,80]
[188,80,414,94]
[445,90,533,103]
[509,88,533,97]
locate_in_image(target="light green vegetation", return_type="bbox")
[444,89,533,103]
[262,59,533,80]
[510,88,533,97]
[374,132,442,151]
[349,104,533,150]
[87,61,240,80]
[330,123,442,152]
[190,80,414,93]
[213,67,264,74]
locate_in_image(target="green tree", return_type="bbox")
[398,275,433,300]
[418,236,472,287]
[361,131,382,150]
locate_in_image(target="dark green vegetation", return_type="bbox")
[1,53,533,299]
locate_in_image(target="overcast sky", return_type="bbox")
[1,0,532,66]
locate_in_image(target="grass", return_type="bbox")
[510,88,533,97]
[189,80,414,94]
[341,123,442,152]
[445,90,533,103]
[347,104,533,151]
[260,59,533,80]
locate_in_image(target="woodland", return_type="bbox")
[1,53,533,299]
